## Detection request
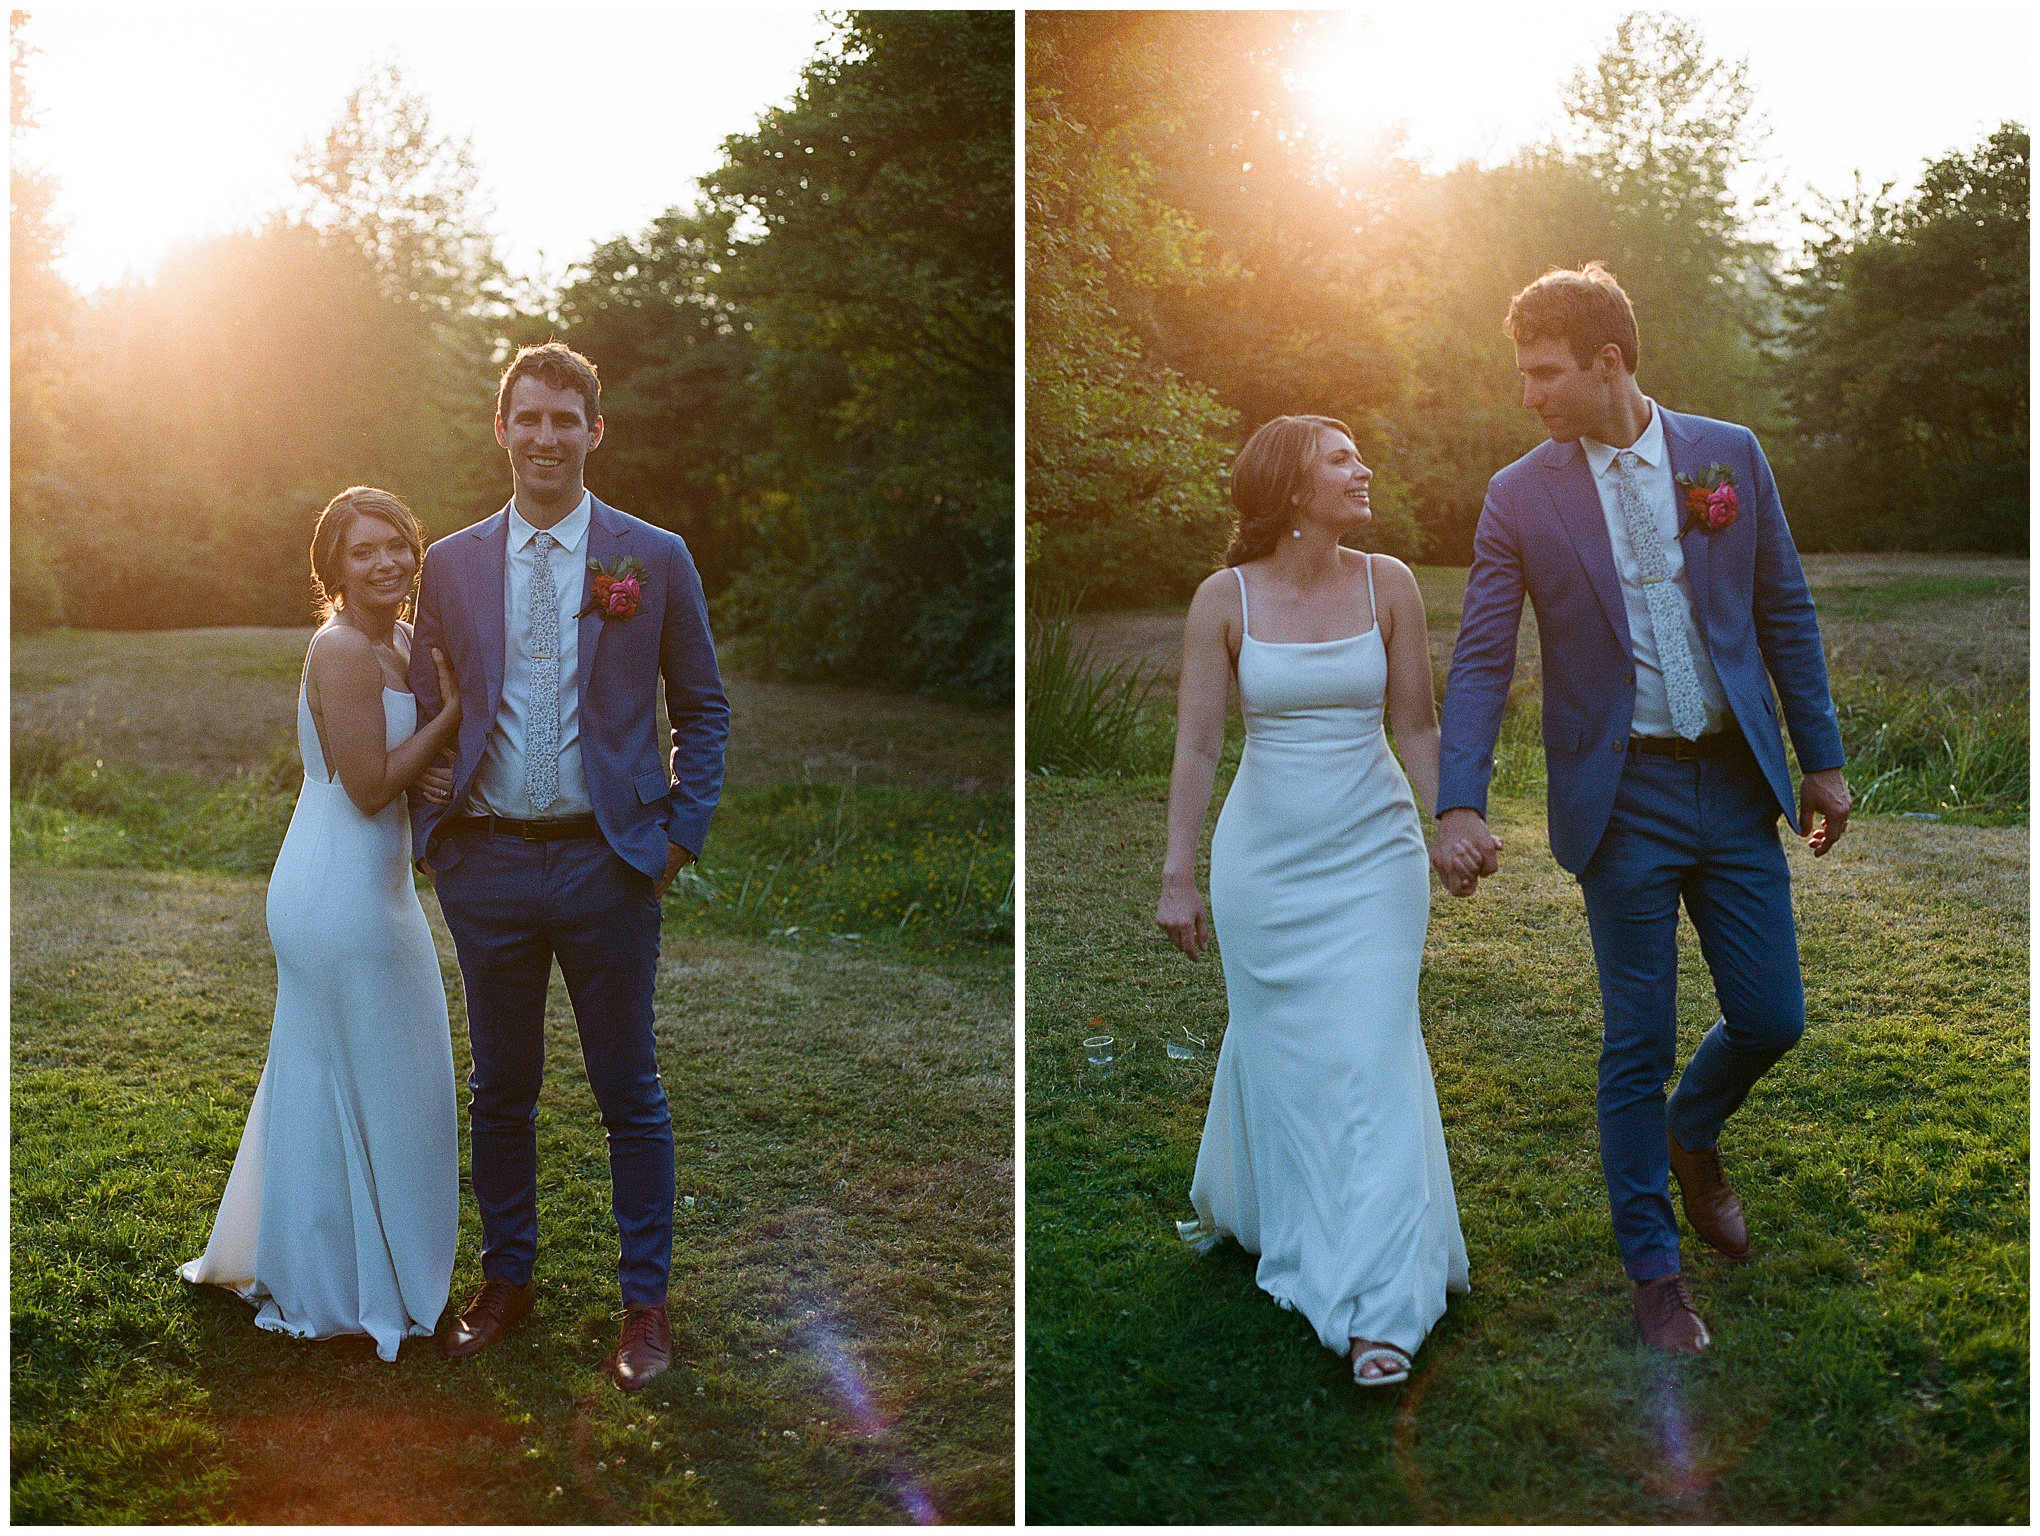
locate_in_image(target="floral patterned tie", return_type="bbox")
[1613,451,1708,741]
[525,531,560,812]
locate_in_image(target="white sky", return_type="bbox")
[17,4,2033,295]
[18,4,838,295]
[1299,4,2031,251]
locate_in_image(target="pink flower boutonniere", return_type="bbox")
[581,555,647,621]
[1675,463,1740,536]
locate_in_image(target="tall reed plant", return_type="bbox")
[1026,598,1171,778]
[1829,673,2027,820]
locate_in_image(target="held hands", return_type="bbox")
[1430,808,1502,898]
[1157,879,1213,960]
[1799,768,1852,857]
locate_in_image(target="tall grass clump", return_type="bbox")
[1486,690,1547,798]
[11,739,299,875]
[1026,599,1171,778]
[665,782,1013,953]
[1829,673,2027,821]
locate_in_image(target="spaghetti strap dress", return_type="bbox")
[180,641,457,1361]
[1188,555,1469,1356]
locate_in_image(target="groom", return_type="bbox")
[411,341,728,1390]
[1432,265,1851,1354]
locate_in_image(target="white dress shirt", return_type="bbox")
[467,493,594,818]
[1581,402,1731,737]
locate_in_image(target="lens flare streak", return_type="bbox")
[807,1318,939,1524]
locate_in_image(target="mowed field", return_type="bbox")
[11,630,1014,1525]
[1027,554,2027,1523]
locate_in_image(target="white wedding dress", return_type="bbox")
[1188,558,1469,1356]
[180,651,457,1361]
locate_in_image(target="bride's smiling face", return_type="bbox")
[336,513,418,616]
[1292,428,1373,532]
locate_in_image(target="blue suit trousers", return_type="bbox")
[435,831,674,1305]
[1576,745,1805,1281]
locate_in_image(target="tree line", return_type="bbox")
[1026,11,2028,607]
[10,11,1014,703]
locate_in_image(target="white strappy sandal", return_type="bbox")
[1351,1345,1413,1387]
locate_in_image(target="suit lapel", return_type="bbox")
[578,498,623,717]
[1661,408,1712,639]
[467,510,510,724]
[1541,441,1630,648]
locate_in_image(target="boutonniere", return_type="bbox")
[1675,463,1740,535]
[580,555,646,620]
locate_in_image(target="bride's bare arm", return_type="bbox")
[308,629,463,818]
[1378,558,1480,892]
[1378,556,1444,820]
[1157,573,1237,959]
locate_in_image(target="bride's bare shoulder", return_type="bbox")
[305,621,375,680]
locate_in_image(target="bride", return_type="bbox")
[1157,415,1475,1386]
[181,486,464,1361]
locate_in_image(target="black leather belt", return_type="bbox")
[1629,731,1745,761]
[442,813,601,841]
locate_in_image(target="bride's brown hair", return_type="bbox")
[309,487,426,621]
[1223,415,1352,567]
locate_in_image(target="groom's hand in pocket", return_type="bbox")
[654,842,695,900]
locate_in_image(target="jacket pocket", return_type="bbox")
[635,769,671,805]
[1541,706,1585,754]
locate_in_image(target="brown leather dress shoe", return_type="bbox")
[1668,1130,1751,1260]
[1632,1273,1711,1354]
[608,1302,673,1392]
[440,1277,535,1360]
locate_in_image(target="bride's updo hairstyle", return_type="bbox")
[309,487,426,621]
[1223,414,1352,567]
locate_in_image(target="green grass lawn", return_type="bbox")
[1026,782,2027,1523]
[11,630,1014,1525]
[1027,558,2028,1523]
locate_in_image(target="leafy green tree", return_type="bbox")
[291,61,508,522]
[1376,12,1785,560]
[33,64,515,629]
[53,225,455,625]
[1777,124,2028,551]
[1551,12,1780,430]
[551,206,761,594]
[1025,17,1235,606]
[11,8,75,628]
[706,10,1013,701]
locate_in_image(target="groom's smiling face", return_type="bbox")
[496,376,604,510]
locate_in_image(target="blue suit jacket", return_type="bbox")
[408,495,730,880]
[1437,405,1845,874]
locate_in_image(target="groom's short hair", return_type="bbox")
[1504,262,1639,373]
[496,341,601,426]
